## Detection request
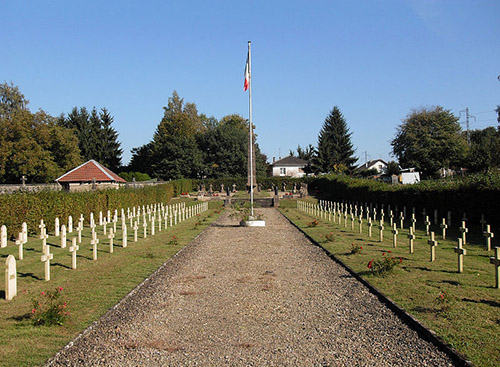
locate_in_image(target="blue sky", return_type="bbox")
[2,0,499,166]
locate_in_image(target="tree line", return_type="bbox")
[289,104,500,179]
[127,91,267,180]
[0,83,122,183]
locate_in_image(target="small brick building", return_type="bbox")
[56,160,126,192]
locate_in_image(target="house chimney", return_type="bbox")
[272,157,276,164]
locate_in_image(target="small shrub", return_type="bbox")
[31,287,69,326]
[325,232,335,242]
[367,254,402,277]
[350,243,363,254]
[167,236,178,246]
[307,219,319,227]
[435,291,454,313]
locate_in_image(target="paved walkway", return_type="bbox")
[47,208,454,366]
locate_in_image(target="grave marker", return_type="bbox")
[91,232,99,261]
[428,232,438,262]
[68,215,73,233]
[108,228,114,253]
[408,227,415,254]
[55,217,60,237]
[122,225,128,248]
[424,216,431,236]
[459,221,468,245]
[358,215,363,234]
[15,233,23,260]
[1,225,7,248]
[5,255,17,300]
[22,222,28,243]
[483,225,494,251]
[410,213,416,232]
[391,223,398,248]
[490,247,500,289]
[151,217,155,236]
[143,220,147,239]
[41,241,53,280]
[60,225,67,248]
[454,238,466,273]
[399,212,404,229]
[69,237,79,269]
[368,217,373,237]
[440,218,448,240]
[133,221,138,242]
[378,220,384,242]
[39,220,46,239]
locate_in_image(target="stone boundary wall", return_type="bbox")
[0,183,62,194]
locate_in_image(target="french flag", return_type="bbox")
[244,52,249,91]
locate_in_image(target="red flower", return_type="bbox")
[58,287,63,292]
[382,252,385,256]
[40,291,45,296]
[32,308,37,314]
[388,250,392,253]
[367,260,373,269]
[399,257,403,264]
[360,246,363,250]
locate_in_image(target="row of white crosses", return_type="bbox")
[3,201,209,300]
[298,200,500,289]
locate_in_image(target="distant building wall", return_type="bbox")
[271,166,305,178]
[0,183,62,195]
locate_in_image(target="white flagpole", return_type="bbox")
[248,40,254,218]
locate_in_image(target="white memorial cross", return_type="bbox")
[60,225,67,248]
[483,224,494,251]
[459,221,468,245]
[410,213,416,233]
[399,212,405,229]
[133,221,138,242]
[424,215,431,236]
[103,218,107,236]
[55,217,60,237]
[69,237,79,269]
[91,232,99,261]
[454,238,466,273]
[151,216,155,236]
[143,219,147,239]
[99,211,103,226]
[68,215,73,233]
[428,232,438,262]
[378,220,384,242]
[391,223,398,248]
[440,218,448,240]
[15,232,24,260]
[5,255,17,300]
[122,224,128,248]
[41,240,53,281]
[408,227,415,254]
[367,217,373,237]
[38,220,46,239]
[108,228,114,253]
[1,225,8,248]
[490,247,500,289]
[358,215,363,234]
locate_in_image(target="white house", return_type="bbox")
[356,159,388,174]
[271,156,307,178]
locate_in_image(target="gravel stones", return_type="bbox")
[46,208,455,366]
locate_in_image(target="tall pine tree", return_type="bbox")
[314,106,357,173]
[99,108,122,171]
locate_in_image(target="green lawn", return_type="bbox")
[0,200,224,367]
[279,199,500,367]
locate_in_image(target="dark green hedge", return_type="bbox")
[0,183,174,239]
[309,173,500,227]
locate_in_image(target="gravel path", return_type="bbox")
[47,208,455,366]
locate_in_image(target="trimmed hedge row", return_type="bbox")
[0,183,174,239]
[308,173,500,228]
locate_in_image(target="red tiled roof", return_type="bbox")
[56,160,127,183]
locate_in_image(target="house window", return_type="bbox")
[280,168,286,176]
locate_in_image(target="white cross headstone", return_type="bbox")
[483,224,494,251]
[91,232,99,261]
[408,227,415,254]
[60,225,67,248]
[454,238,466,273]
[99,211,103,226]
[55,217,60,237]
[133,221,138,242]
[68,215,73,233]
[424,215,431,236]
[459,221,468,245]
[15,232,23,260]
[69,237,79,269]
[391,223,398,248]
[143,219,147,239]
[428,232,438,262]
[77,221,83,244]
[41,241,53,281]
[21,222,28,243]
[122,224,128,248]
[378,220,384,242]
[151,217,155,236]
[399,212,404,229]
[39,220,46,239]
[490,247,500,289]
[440,218,448,240]
[367,217,373,237]
[108,228,114,254]
[410,213,416,232]
[103,218,107,236]
[158,213,162,232]
[5,255,17,300]
[358,215,363,234]
[1,225,7,248]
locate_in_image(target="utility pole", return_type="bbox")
[460,108,475,145]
